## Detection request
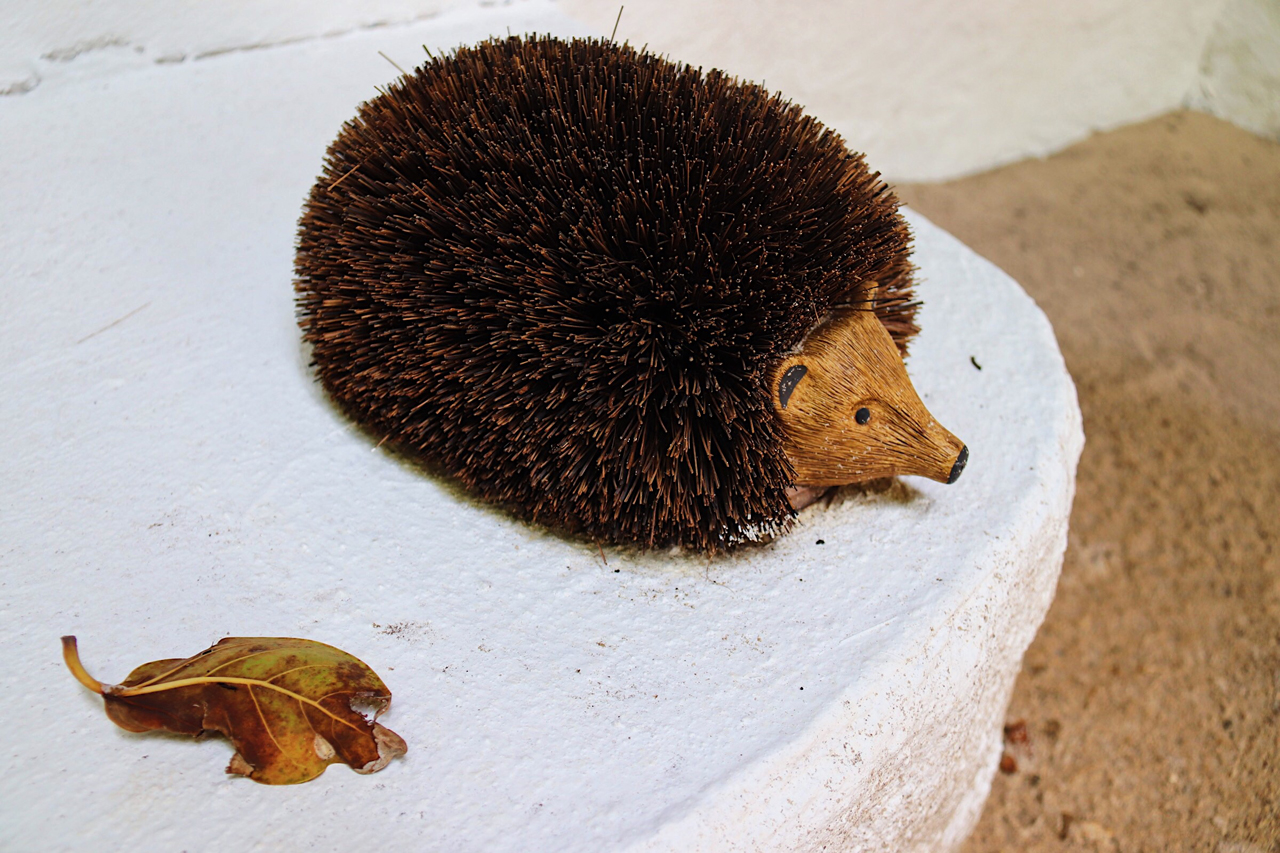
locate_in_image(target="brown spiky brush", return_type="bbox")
[295,35,922,552]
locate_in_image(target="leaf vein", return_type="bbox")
[129,638,267,688]
[267,663,332,683]
[114,677,371,735]
[248,684,288,763]
[204,648,281,677]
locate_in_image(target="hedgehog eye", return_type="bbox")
[778,364,808,409]
[855,407,871,424]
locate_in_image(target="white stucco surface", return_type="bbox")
[1188,0,1280,141]
[558,0,1231,180]
[0,0,456,96]
[0,3,1082,850]
[7,0,1269,179]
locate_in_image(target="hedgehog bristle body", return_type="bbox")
[295,35,918,552]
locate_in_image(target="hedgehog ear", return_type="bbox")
[777,363,808,409]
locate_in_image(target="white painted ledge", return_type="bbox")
[0,3,1082,851]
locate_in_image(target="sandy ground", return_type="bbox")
[897,110,1279,853]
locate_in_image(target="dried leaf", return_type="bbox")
[62,635,407,784]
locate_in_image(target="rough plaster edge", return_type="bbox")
[622,333,1085,851]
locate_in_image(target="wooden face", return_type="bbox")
[770,309,967,490]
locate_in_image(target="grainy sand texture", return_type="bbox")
[898,110,1279,853]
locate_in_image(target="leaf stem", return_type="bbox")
[61,636,104,694]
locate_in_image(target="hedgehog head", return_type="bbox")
[294,35,963,552]
[771,300,967,504]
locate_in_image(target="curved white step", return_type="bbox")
[0,4,1082,851]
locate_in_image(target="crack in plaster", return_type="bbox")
[1,7,446,97]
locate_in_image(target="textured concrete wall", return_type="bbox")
[1,0,1250,180]
[1187,0,1280,141]
[556,0,1229,180]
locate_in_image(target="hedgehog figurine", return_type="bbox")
[295,35,967,553]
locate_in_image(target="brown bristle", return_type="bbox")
[294,35,919,553]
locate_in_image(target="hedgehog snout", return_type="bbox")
[947,445,969,484]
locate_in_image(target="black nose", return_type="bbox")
[946,445,969,484]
